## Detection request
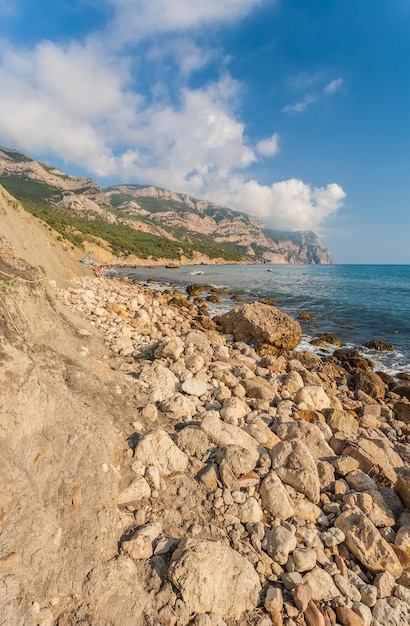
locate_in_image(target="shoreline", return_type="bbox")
[106,266,410,378]
[54,272,410,623]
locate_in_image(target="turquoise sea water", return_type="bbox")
[119,264,410,375]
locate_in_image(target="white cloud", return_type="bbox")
[282,94,317,114]
[324,77,343,94]
[0,0,346,233]
[106,0,271,44]
[256,133,279,157]
[209,179,346,231]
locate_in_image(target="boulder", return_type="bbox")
[343,490,395,527]
[168,539,261,619]
[396,468,410,508]
[372,597,410,626]
[270,439,320,503]
[275,421,333,458]
[294,385,332,411]
[134,429,189,476]
[242,376,277,402]
[134,363,179,403]
[200,412,260,463]
[214,302,302,351]
[334,508,403,578]
[259,471,295,520]
[394,401,410,424]
[323,408,360,438]
[160,393,197,420]
[303,566,340,601]
[351,371,386,399]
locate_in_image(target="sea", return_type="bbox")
[117,264,410,376]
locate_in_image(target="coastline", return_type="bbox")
[52,271,410,622]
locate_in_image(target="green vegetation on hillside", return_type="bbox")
[0,148,33,163]
[0,175,61,202]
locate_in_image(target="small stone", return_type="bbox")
[374,570,396,598]
[181,377,208,397]
[291,583,312,612]
[335,605,365,626]
[280,572,304,590]
[215,444,257,476]
[237,497,264,524]
[270,439,320,503]
[321,527,345,547]
[359,584,378,608]
[117,476,151,505]
[333,574,361,602]
[303,566,340,601]
[219,462,240,491]
[304,600,326,626]
[134,429,189,476]
[262,526,297,565]
[333,456,360,476]
[121,522,162,559]
[264,586,283,614]
[351,603,372,626]
[345,469,378,492]
[292,547,317,573]
[197,464,219,491]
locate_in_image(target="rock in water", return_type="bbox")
[168,539,261,619]
[214,302,302,350]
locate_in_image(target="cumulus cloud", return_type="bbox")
[0,0,346,233]
[324,77,344,94]
[209,179,346,231]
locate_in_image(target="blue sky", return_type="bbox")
[0,0,409,263]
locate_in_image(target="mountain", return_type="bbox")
[0,146,332,265]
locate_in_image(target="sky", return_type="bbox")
[0,0,409,263]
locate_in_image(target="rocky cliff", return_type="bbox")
[0,147,332,265]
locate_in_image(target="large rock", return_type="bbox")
[259,471,295,520]
[275,421,334,458]
[334,508,403,578]
[134,363,179,403]
[168,539,261,619]
[372,597,410,626]
[200,412,260,463]
[323,408,360,438]
[242,376,277,402]
[270,439,320,503]
[134,429,189,476]
[303,566,340,601]
[214,302,302,350]
[294,385,332,411]
[351,371,386,399]
[343,490,395,527]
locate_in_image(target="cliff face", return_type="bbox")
[105,184,333,264]
[0,147,332,264]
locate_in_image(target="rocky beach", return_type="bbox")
[53,272,410,626]
[1,189,410,625]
